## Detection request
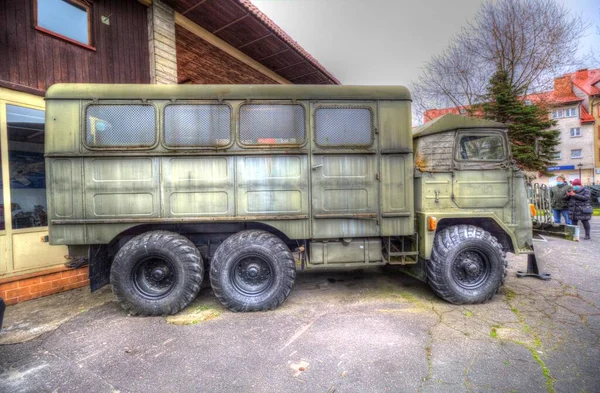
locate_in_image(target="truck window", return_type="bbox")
[457,134,505,161]
[315,107,372,147]
[164,104,231,147]
[85,104,156,148]
[239,104,305,145]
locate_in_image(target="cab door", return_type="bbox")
[452,130,511,208]
[310,104,380,239]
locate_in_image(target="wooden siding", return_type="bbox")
[176,25,278,84]
[0,0,150,94]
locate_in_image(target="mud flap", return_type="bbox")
[516,246,551,280]
[89,245,111,292]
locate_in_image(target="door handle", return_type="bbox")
[312,164,323,170]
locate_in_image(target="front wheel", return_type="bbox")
[210,230,296,312]
[428,225,507,304]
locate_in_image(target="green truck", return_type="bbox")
[45,84,536,315]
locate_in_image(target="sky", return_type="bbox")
[251,0,600,86]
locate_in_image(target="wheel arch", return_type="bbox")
[418,213,517,260]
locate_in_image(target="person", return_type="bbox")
[550,175,572,224]
[567,179,592,240]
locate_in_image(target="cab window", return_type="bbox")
[456,133,506,161]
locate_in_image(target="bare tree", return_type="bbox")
[412,0,588,125]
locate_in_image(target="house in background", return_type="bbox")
[0,0,338,305]
[423,68,600,185]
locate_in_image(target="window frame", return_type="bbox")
[570,149,583,159]
[33,0,95,51]
[552,109,563,119]
[565,107,577,117]
[162,101,234,150]
[313,105,375,149]
[454,130,508,162]
[569,127,582,137]
[237,102,308,149]
[82,101,159,151]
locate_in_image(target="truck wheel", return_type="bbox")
[210,230,296,312]
[428,225,507,304]
[110,231,203,316]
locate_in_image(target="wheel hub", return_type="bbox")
[133,256,176,299]
[452,249,490,289]
[151,267,168,281]
[231,256,274,296]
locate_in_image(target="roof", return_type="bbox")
[525,91,583,106]
[413,113,506,138]
[46,84,411,100]
[571,68,600,96]
[581,106,595,124]
[166,0,340,85]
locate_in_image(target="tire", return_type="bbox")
[110,231,203,316]
[210,230,296,312]
[427,225,507,304]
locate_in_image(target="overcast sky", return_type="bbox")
[252,0,600,86]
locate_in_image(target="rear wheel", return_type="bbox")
[428,225,507,304]
[110,231,203,316]
[210,230,296,312]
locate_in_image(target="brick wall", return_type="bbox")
[176,25,278,84]
[0,267,89,306]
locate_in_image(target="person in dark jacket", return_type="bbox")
[567,179,592,240]
[550,175,572,224]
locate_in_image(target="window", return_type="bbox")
[571,149,583,159]
[315,108,372,147]
[164,104,230,147]
[552,109,563,119]
[457,134,506,161]
[565,107,577,117]
[524,100,532,106]
[570,127,582,137]
[86,105,156,148]
[553,151,562,160]
[35,0,92,47]
[239,104,305,146]
[6,105,47,229]
[459,108,467,114]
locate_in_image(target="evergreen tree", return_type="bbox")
[482,70,560,175]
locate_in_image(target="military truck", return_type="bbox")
[44,84,535,316]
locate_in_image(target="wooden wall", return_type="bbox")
[0,0,150,95]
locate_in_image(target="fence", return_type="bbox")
[528,183,553,226]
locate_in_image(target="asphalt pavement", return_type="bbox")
[1,218,599,393]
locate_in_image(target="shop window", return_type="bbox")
[315,108,372,147]
[6,105,47,229]
[85,105,156,148]
[239,104,305,146]
[35,0,92,47]
[164,104,231,147]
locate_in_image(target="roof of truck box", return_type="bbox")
[46,84,411,101]
[413,114,507,138]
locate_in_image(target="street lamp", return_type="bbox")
[577,163,583,180]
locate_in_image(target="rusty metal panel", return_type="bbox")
[310,239,382,265]
[162,157,234,217]
[83,157,160,218]
[453,170,510,208]
[311,154,379,238]
[379,101,412,151]
[236,155,309,216]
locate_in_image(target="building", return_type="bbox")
[423,68,600,185]
[0,0,338,305]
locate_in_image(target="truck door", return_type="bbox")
[310,104,380,238]
[452,130,510,208]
